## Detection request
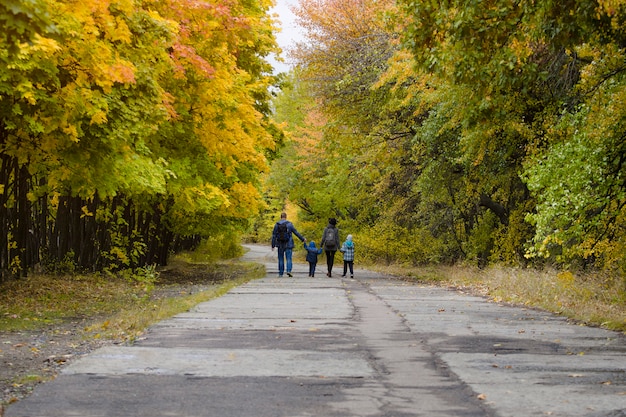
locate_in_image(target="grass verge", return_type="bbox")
[368,263,626,333]
[0,256,265,338]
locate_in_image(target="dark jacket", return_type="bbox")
[320,224,340,251]
[272,220,305,249]
[305,242,323,263]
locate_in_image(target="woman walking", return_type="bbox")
[320,218,340,277]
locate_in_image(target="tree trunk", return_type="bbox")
[479,194,509,225]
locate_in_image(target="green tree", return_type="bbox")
[270,0,626,274]
[395,0,626,269]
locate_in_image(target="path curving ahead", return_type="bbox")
[6,244,626,417]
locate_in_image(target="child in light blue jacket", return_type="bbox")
[340,235,355,278]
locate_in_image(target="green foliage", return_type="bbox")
[524,103,626,270]
[358,221,451,266]
[464,211,498,267]
[491,205,536,266]
[115,264,160,296]
[175,232,245,264]
[41,250,77,275]
[393,0,626,268]
[266,0,626,285]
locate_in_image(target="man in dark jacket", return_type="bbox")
[272,212,306,277]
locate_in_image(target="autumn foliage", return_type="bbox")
[0,0,280,278]
[270,0,626,279]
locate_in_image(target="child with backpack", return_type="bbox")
[304,241,323,277]
[340,234,355,279]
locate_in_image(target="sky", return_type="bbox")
[268,0,305,73]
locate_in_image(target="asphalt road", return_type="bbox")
[6,244,626,417]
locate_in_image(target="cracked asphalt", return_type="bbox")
[5,244,625,417]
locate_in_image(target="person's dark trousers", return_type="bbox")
[343,261,354,277]
[308,262,316,277]
[325,250,335,276]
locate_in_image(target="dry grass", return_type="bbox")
[0,274,141,332]
[0,258,265,337]
[369,264,626,332]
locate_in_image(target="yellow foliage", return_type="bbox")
[109,247,129,264]
[222,182,264,219]
[80,206,94,219]
[557,271,575,285]
[29,34,61,54]
[108,16,133,43]
[0,0,280,272]
[62,125,80,142]
[89,110,108,125]
[597,0,626,22]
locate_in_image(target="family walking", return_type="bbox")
[272,213,355,278]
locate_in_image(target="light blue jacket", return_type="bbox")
[340,240,355,262]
